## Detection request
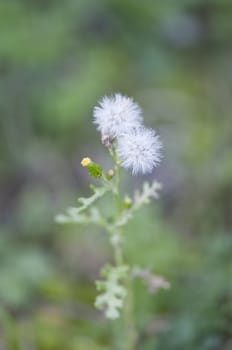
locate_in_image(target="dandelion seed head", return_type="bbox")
[117,127,162,175]
[93,93,143,139]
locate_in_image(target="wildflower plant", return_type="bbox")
[55,93,169,349]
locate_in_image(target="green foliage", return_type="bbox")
[1,0,232,348]
[155,235,232,350]
[0,236,53,306]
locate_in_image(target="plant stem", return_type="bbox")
[111,149,136,350]
[110,146,121,216]
[113,159,123,267]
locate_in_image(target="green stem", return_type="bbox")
[113,158,123,267]
[115,160,121,214]
[109,146,136,350]
[114,237,123,266]
[109,146,122,216]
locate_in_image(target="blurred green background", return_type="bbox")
[0,0,232,349]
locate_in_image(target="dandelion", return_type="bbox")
[117,127,162,175]
[93,93,143,139]
[57,93,167,324]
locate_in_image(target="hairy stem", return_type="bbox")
[110,147,136,350]
[113,155,123,267]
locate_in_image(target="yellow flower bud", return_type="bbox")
[106,169,114,179]
[123,195,132,209]
[81,157,92,167]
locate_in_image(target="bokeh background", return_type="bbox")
[1,0,232,349]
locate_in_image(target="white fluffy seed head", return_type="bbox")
[117,127,162,175]
[93,93,143,139]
